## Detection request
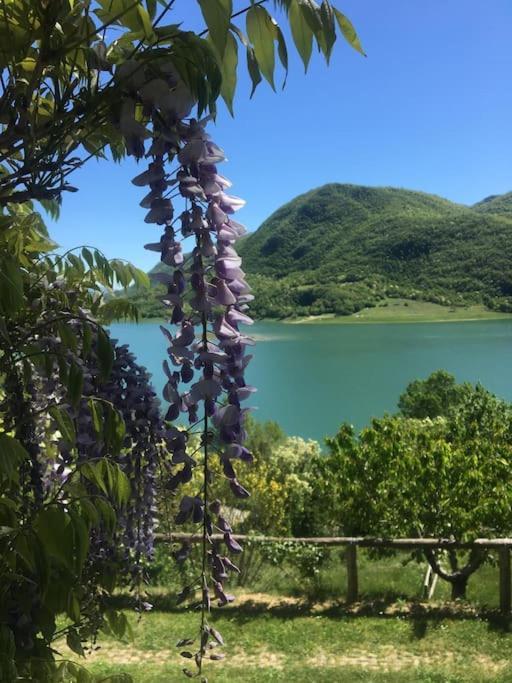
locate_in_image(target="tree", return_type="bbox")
[0,1,364,678]
[240,419,320,535]
[324,383,512,599]
[398,369,471,418]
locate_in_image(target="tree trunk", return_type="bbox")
[424,547,483,602]
[450,575,468,600]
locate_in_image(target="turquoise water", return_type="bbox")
[110,319,512,443]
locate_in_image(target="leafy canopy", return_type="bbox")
[0,0,364,207]
[324,377,512,541]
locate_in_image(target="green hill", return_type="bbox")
[238,184,512,318]
[473,192,512,216]
[128,184,512,320]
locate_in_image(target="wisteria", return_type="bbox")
[0,314,165,662]
[124,65,255,673]
[5,322,164,573]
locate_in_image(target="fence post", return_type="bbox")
[499,547,511,615]
[346,544,359,604]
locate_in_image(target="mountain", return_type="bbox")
[238,184,512,318]
[127,184,512,320]
[473,192,512,216]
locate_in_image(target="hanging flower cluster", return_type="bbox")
[81,339,163,587]
[8,325,164,575]
[125,63,255,673]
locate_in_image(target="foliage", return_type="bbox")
[0,0,363,207]
[0,212,166,680]
[236,184,512,318]
[474,191,512,216]
[397,369,471,418]
[232,417,318,536]
[323,377,512,596]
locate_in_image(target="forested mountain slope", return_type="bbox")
[238,184,512,318]
[129,184,512,319]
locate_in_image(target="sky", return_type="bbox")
[48,0,512,271]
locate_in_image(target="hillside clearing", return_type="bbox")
[287,300,512,324]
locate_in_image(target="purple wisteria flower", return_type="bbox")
[128,73,256,671]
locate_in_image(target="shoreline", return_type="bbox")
[130,312,512,326]
[284,313,512,326]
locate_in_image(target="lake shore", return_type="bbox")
[283,301,512,326]
[133,302,512,327]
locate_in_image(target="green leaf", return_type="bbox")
[114,466,131,506]
[129,263,150,288]
[198,0,232,58]
[49,406,76,445]
[246,5,276,89]
[246,46,262,98]
[67,590,81,623]
[136,4,155,40]
[82,247,94,269]
[35,507,75,572]
[104,609,130,640]
[334,8,366,56]
[230,22,248,47]
[289,0,313,71]
[319,0,336,61]
[104,405,126,455]
[97,326,114,381]
[0,256,24,315]
[81,461,109,496]
[219,31,238,115]
[95,498,117,534]
[79,498,100,527]
[297,0,323,34]
[274,23,288,87]
[40,199,61,220]
[67,361,84,410]
[14,533,36,572]
[0,433,28,484]
[88,398,103,437]
[66,627,85,657]
[69,508,90,573]
[57,320,78,352]
[17,57,37,72]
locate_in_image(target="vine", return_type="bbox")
[127,65,254,675]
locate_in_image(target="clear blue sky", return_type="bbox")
[48,0,512,271]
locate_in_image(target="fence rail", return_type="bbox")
[155,533,512,614]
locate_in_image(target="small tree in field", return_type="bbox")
[323,376,512,599]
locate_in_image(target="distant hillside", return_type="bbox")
[473,192,512,216]
[127,184,512,319]
[238,184,512,318]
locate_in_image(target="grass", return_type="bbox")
[63,598,512,682]
[287,300,512,325]
[59,551,512,681]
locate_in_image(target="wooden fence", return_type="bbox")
[155,533,512,614]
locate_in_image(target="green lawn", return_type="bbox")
[59,551,512,682]
[288,300,512,325]
[63,598,512,682]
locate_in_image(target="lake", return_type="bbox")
[110,319,512,443]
